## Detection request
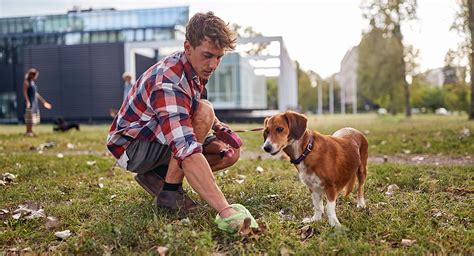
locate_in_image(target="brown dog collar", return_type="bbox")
[290,135,314,165]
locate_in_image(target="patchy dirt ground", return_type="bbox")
[22,146,474,166]
[240,150,474,166]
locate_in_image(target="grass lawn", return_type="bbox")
[1,114,473,254]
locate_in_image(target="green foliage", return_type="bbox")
[359,0,417,115]
[358,28,405,114]
[297,64,318,113]
[410,78,471,112]
[443,83,471,112]
[266,78,278,110]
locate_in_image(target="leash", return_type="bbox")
[232,127,264,133]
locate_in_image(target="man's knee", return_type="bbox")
[193,100,215,124]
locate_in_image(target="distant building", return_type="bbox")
[424,66,465,87]
[0,7,296,123]
[424,68,444,87]
[335,46,358,114]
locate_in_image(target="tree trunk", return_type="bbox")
[393,21,411,117]
[404,81,411,117]
[469,0,474,119]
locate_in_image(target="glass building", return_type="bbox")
[0,6,188,122]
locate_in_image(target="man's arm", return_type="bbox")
[181,153,237,217]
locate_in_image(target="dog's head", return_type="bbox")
[54,117,65,125]
[262,111,307,155]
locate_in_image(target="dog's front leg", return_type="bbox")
[302,190,324,223]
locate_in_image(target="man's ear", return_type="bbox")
[284,111,307,140]
[184,40,191,55]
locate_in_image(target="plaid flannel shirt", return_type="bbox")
[107,51,206,166]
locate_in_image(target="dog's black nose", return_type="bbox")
[263,145,272,153]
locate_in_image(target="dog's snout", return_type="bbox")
[263,144,272,153]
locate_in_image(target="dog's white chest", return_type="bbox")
[297,165,324,191]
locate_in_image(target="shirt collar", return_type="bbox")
[180,51,207,94]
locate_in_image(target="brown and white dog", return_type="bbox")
[262,111,368,226]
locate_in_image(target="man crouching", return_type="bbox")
[107,12,256,233]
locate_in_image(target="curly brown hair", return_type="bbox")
[185,12,236,51]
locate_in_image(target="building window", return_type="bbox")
[208,65,233,102]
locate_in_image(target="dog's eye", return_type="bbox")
[276,127,284,133]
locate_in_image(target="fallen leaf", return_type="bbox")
[411,156,424,162]
[238,217,252,236]
[12,212,21,219]
[156,246,169,256]
[299,225,314,240]
[401,239,416,247]
[280,247,295,256]
[87,160,96,166]
[402,149,411,154]
[25,208,45,219]
[21,247,32,253]
[237,174,246,180]
[66,143,76,149]
[45,216,60,229]
[385,184,400,196]
[102,245,114,256]
[56,153,64,159]
[54,230,72,240]
[98,183,104,188]
[459,127,470,140]
[255,166,264,173]
[2,172,17,182]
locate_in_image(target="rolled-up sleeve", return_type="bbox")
[150,82,202,165]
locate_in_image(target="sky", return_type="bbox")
[0,0,464,78]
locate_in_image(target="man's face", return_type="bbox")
[185,37,225,80]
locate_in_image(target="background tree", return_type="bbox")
[452,0,474,119]
[358,25,404,114]
[295,62,317,113]
[230,23,269,55]
[360,0,417,116]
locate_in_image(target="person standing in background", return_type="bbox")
[122,72,133,101]
[23,68,52,137]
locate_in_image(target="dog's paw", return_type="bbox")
[357,198,366,208]
[328,217,341,227]
[302,213,322,224]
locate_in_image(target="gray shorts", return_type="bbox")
[123,139,172,174]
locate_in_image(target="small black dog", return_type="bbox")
[53,117,80,132]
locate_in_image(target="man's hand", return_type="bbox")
[26,101,31,109]
[212,121,230,132]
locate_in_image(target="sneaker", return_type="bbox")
[134,171,164,197]
[155,187,199,212]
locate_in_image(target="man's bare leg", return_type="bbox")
[163,100,238,217]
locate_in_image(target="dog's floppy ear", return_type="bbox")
[263,116,271,127]
[284,111,307,140]
[263,116,271,139]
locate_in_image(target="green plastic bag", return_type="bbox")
[215,204,258,233]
